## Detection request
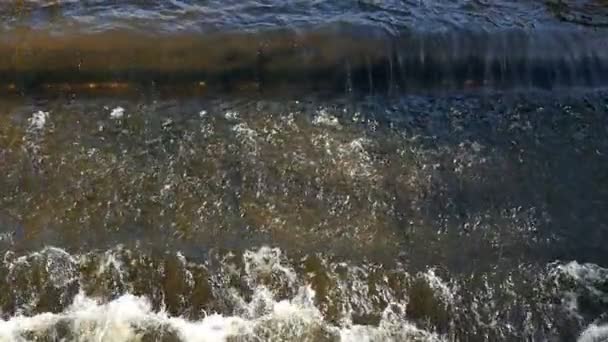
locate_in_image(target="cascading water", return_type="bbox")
[0,1,607,341]
[0,28,607,94]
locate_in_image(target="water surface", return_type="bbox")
[0,1,607,341]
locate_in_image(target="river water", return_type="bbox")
[0,1,608,341]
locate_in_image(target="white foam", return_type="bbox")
[0,249,443,342]
[555,261,608,315]
[232,122,259,156]
[578,323,608,342]
[339,137,375,178]
[558,261,608,285]
[243,246,296,286]
[0,286,443,342]
[420,268,455,304]
[312,133,376,180]
[28,111,49,130]
[224,111,239,121]
[340,321,442,342]
[313,109,341,128]
[3,246,606,342]
[110,107,125,119]
[549,261,608,340]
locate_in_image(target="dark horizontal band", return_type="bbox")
[1,26,607,95]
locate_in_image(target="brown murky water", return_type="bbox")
[1,1,608,341]
[0,92,607,341]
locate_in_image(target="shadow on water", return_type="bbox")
[374,92,608,270]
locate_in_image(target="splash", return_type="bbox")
[110,107,125,120]
[0,281,441,342]
[27,111,49,131]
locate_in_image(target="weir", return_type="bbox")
[1,1,608,342]
[1,27,607,95]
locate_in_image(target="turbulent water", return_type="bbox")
[0,1,608,342]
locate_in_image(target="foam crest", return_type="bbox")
[0,247,606,341]
[27,111,49,131]
[579,324,608,342]
[0,287,441,342]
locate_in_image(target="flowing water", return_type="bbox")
[1,1,608,341]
